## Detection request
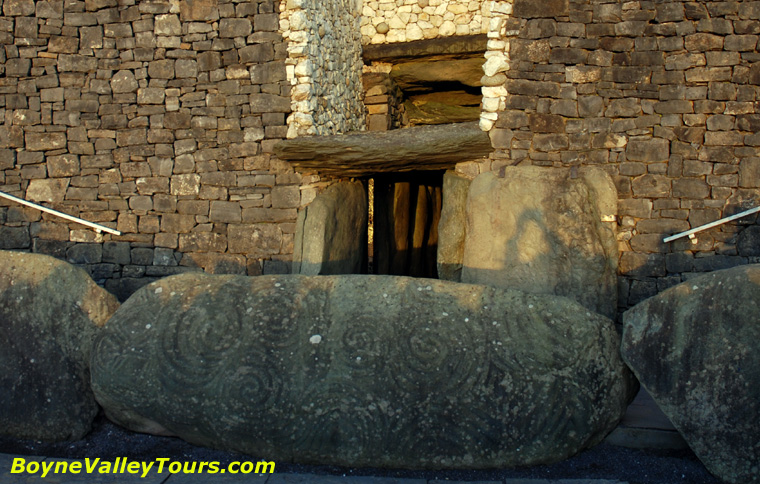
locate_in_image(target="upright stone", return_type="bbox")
[461,167,618,318]
[293,181,367,275]
[0,251,120,441]
[622,265,760,484]
[437,171,471,281]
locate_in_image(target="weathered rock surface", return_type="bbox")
[461,167,618,319]
[273,121,492,177]
[293,181,367,275]
[91,273,633,469]
[437,171,471,281]
[622,265,760,484]
[0,250,120,441]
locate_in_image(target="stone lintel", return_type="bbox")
[273,122,492,177]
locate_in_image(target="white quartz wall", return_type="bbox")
[280,0,367,137]
[359,0,490,44]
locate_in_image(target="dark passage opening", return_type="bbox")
[371,171,444,279]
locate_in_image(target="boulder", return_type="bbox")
[293,181,367,275]
[91,273,634,469]
[622,264,760,484]
[0,251,120,441]
[461,167,618,319]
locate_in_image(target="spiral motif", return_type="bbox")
[339,320,388,376]
[156,291,244,397]
[287,381,389,465]
[388,317,484,394]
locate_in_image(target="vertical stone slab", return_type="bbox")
[293,180,367,275]
[437,170,471,282]
[461,167,618,318]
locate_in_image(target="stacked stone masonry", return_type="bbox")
[0,0,322,300]
[280,0,366,137]
[484,0,760,312]
[3,0,760,312]
[359,0,491,44]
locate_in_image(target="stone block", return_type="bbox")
[178,232,227,252]
[672,178,711,199]
[271,186,300,208]
[4,0,35,15]
[0,226,31,249]
[137,87,165,104]
[171,174,201,196]
[103,241,132,265]
[209,201,242,223]
[175,59,198,78]
[228,224,281,255]
[739,158,760,187]
[161,214,196,233]
[249,93,291,113]
[5,58,31,77]
[626,138,669,162]
[254,13,279,31]
[239,43,274,64]
[631,174,671,198]
[219,18,251,38]
[26,179,70,203]
[58,54,98,72]
[148,59,174,79]
[513,0,568,18]
[528,113,565,133]
[111,70,138,93]
[154,14,181,36]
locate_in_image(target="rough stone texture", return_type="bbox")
[622,265,760,484]
[293,181,367,275]
[91,273,634,469]
[275,122,493,176]
[0,251,120,441]
[0,0,310,300]
[437,170,471,281]
[359,0,490,44]
[281,0,366,137]
[461,167,619,319]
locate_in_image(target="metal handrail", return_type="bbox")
[0,190,121,236]
[663,205,760,243]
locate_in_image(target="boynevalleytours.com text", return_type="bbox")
[10,456,275,478]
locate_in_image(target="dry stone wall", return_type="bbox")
[0,0,322,300]
[478,0,760,313]
[359,0,490,44]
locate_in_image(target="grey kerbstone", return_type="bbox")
[91,273,634,469]
[293,181,366,275]
[461,167,618,319]
[0,251,119,441]
[622,265,760,484]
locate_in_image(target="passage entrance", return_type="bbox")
[372,171,443,279]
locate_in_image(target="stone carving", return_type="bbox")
[461,167,618,319]
[293,181,367,275]
[622,265,760,484]
[0,251,120,441]
[91,273,633,469]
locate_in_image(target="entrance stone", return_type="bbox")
[293,180,367,275]
[461,167,618,318]
[91,273,634,469]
